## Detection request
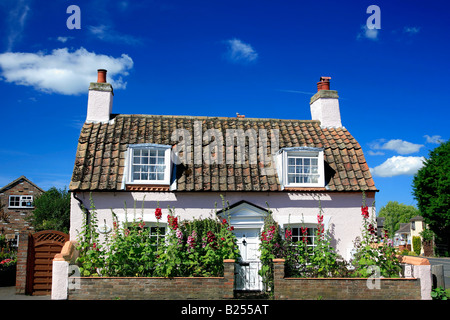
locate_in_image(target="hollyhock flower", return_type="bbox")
[301,227,308,243]
[285,229,292,241]
[361,206,369,219]
[155,208,162,220]
[168,215,178,230]
[187,231,196,252]
[176,229,183,244]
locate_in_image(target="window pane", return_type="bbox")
[142,149,149,157]
[141,173,148,180]
[157,157,165,164]
[133,149,140,156]
[304,158,310,166]
[288,158,295,165]
[296,158,302,165]
[157,173,164,180]
[150,150,157,157]
[288,175,295,183]
[157,150,165,157]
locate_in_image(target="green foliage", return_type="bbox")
[29,187,70,233]
[412,236,421,255]
[378,201,420,237]
[258,212,284,293]
[413,140,450,254]
[76,195,239,278]
[75,195,104,276]
[431,287,450,300]
[351,194,402,278]
[0,234,17,271]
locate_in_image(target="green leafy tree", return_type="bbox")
[413,140,450,255]
[378,201,420,237]
[28,187,70,233]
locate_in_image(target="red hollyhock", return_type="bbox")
[361,206,369,219]
[168,215,178,230]
[155,208,162,220]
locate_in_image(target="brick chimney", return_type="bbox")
[86,69,114,123]
[310,76,342,128]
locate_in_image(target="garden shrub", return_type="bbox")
[412,236,422,256]
[76,195,240,278]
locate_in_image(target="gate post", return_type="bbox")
[15,232,32,294]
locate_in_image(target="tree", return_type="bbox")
[28,187,71,233]
[378,201,420,237]
[412,140,450,255]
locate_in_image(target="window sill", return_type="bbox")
[283,187,326,192]
[125,184,171,191]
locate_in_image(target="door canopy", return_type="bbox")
[216,200,269,229]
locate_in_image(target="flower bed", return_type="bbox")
[75,196,240,278]
[0,235,17,287]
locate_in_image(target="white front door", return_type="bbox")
[234,228,263,291]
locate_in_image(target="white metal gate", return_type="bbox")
[234,229,263,291]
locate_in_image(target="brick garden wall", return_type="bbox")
[273,259,422,300]
[68,259,235,300]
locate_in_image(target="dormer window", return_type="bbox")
[125,144,172,186]
[276,147,325,189]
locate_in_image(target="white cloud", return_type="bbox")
[370,156,425,177]
[224,38,258,64]
[3,0,31,51]
[369,139,423,154]
[56,36,73,43]
[367,150,385,156]
[88,24,143,45]
[357,25,379,41]
[0,47,134,95]
[424,135,446,144]
[403,27,420,35]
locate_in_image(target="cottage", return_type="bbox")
[68,70,377,291]
[0,176,44,245]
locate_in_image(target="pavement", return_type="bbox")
[0,286,51,300]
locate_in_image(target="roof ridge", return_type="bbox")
[112,113,321,123]
[0,175,45,193]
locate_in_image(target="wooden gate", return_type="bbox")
[26,230,69,295]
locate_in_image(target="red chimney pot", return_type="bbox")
[97,69,107,83]
[317,76,331,91]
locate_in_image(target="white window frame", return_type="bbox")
[278,147,324,188]
[9,195,34,208]
[285,225,318,249]
[125,143,172,185]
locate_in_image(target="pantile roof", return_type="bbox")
[69,114,376,193]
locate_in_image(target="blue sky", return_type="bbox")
[0,0,448,212]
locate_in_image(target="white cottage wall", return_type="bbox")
[70,191,374,261]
